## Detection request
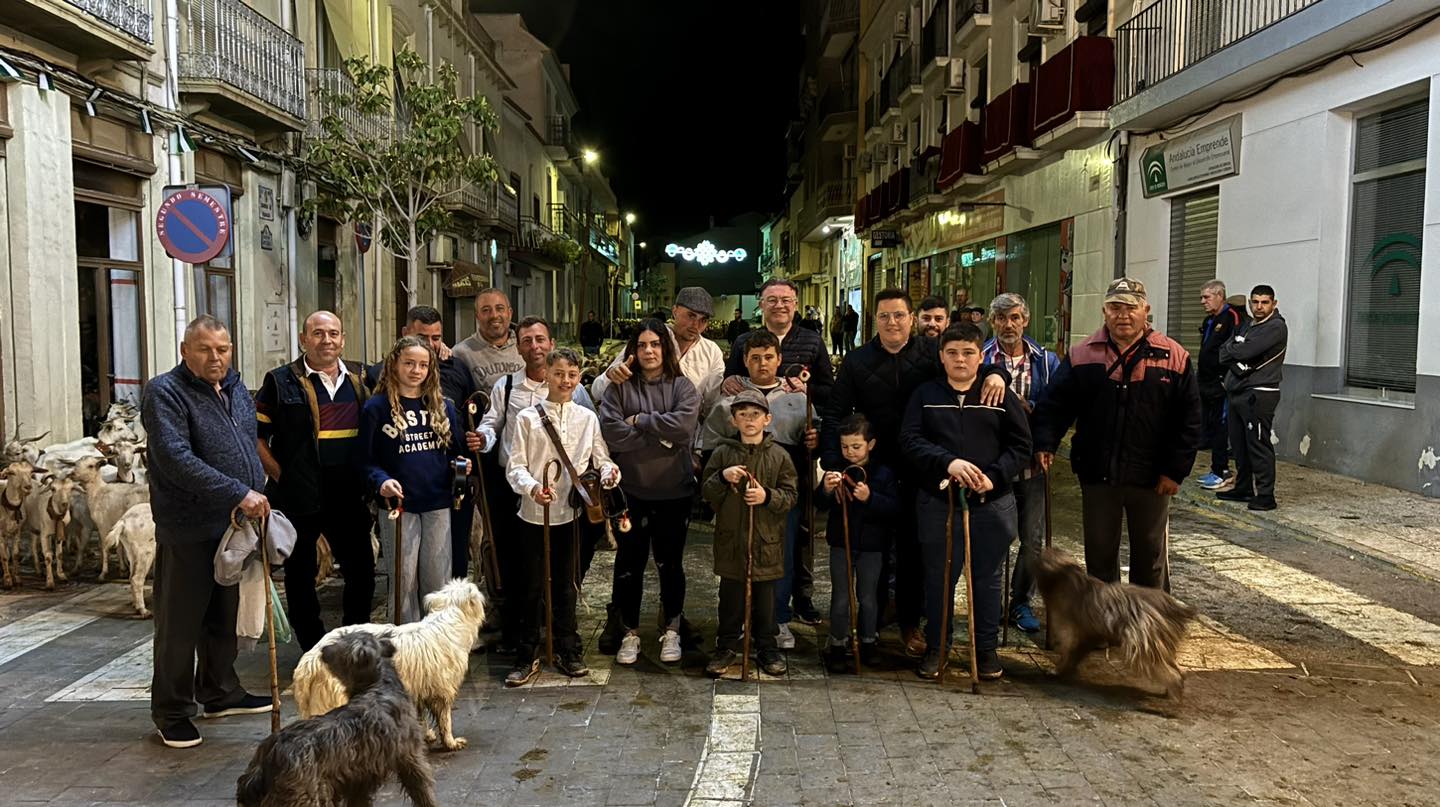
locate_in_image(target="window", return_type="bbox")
[1167,187,1219,356]
[1346,98,1427,394]
[193,260,236,352]
[75,199,145,437]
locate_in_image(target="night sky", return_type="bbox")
[475,0,804,250]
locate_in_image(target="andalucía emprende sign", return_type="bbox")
[1141,115,1242,198]
[156,187,232,263]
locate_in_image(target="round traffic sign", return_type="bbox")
[156,190,231,264]
[355,222,373,254]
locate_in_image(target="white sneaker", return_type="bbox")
[659,629,682,663]
[777,623,796,650]
[616,632,641,665]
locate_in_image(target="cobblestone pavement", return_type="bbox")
[1,467,1439,806]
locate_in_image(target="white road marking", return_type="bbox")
[46,638,152,702]
[1179,614,1293,671]
[685,687,761,806]
[0,587,130,667]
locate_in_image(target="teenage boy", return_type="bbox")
[701,389,799,678]
[900,323,1032,681]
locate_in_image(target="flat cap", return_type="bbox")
[674,286,714,317]
[729,388,770,414]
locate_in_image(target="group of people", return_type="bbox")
[138,269,1286,749]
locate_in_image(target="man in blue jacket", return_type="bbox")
[1195,281,1248,490]
[982,293,1060,634]
[142,315,272,749]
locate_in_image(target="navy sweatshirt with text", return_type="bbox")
[358,394,467,513]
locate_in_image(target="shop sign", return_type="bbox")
[959,245,997,268]
[445,259,490,298]
[590,230,620,264]
[1141,115,1241,198]
[156,186,232,263]
[258,185,274,220]
[871,229,901,248]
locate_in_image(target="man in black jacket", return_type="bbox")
[1217,285,1287,511]
[256,311,374,649]
[1032,278,1203,591]
[724,307,750,343]
[820,289,1008,655]
[1195,280,1248,490]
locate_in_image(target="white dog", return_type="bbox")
[291,579,486,751]
[101,503,155,618]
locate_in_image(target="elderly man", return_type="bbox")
[453,287,523,391]
[981,293,1061,634]
[255,311,374,650]
[1217,285,1287,511]
[1195,281,1247,490]
[142,315,272,749]
[1033,278,1202,590]
[917,296,950,340]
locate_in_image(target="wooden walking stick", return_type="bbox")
[383,496,404,623]
[1043,467,1053,651]
[960,490,980,695]
[1001,544,1011,648]
[247,513,281,734]
[740,468,757,682]
[541,459,562,670]
[784,364,815,551]
[838,466,866,674]
[465,390,502,592]
[937,480,956,683]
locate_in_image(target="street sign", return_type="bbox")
[871,229,901,248]
[355,222,373,254]
[156,187,231,263]
[1141,114,1242,198]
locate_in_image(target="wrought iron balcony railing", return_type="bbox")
[179,0,306,121]
[1116,0,1320,101]
[306,68,388,140]
[921,1,949,66]
[64,0,153,43]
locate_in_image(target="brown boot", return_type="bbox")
[902,627,926,657]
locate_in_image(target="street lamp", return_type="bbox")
[582,148,599,165]
[625,212,636,225]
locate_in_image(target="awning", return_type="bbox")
[443,258,490,297]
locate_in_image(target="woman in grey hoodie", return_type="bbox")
[599,319,702,665]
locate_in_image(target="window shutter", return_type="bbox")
[1167,187,1220,356]
[1346,99,1427,393]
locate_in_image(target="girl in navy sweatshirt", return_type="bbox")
[360,335,470,624]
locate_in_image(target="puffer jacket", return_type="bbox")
[701,436,798,582]
[814,461,900,553]
[1032,327,1203,488]
[597,373,701,501]
[726,324,835,409]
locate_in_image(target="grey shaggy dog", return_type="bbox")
[1034,547,1198,698]
[235,633,437,807]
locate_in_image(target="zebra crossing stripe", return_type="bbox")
[684,687,761,806]
[46,638,152,702]
[0,587,129,667]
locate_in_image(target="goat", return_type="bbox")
[102,503,155,617]
[0,462,34,588]
[70,456,149,578]
[26,474,77,590]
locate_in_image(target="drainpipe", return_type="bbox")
[165,0,186,359]
[1112,129,1130,280]
[281,0,298,355]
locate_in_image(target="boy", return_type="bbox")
[816,413,899,672]
[701,389,799,678]
[503,348,620,686]
[899,323,1031,681]
[701,331,818,648]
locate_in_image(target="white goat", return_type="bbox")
[102,503,155,618]
[26,474,76,590]
[0,462,34,588]
[70,456,149,578]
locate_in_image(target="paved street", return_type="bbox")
[2,468,1439,807]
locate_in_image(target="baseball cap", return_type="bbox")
[674,286,714,317]
[1104,277,1147,307]
[729,389,770,415]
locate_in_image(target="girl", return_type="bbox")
[598,319,701,666]
[360,335,470,624]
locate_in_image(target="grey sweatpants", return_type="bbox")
[382,509,453,624]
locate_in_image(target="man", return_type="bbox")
[476,316,598,653]
[725,307,750,343]
[842,303,859,350]
[1195,281,1248,490]
[1217,285,1287,511]
[722,279,834,624]
[821,290,1008,654]
[1032,278,1203,590]
[452,288,523,391]
[580,310,605,356]
[142,315,272,749]
[917,296,950,340]
[595,286,726,417]
[256,311,375,650]
[967,307,991,340]
[366,306,478,579]
[982,293,1060,634]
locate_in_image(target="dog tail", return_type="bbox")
[234,740,275,807]
[1121,591,1197,673]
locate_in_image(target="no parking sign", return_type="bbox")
[156,186,233,263]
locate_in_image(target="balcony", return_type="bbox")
[819,0,859,60]
[307,68,387,141]
[891,48,923,108]
[937,120,984,190]
[920,1,950,79]
[178,0,305,132]
[512,216,568,269]
[982,82,1039,173]
[953,0,992,53]
[1112,0,1427,130]
[548,202,586,242]
[1031,35,1114,150]
[880,52,900,124]
[496,183,519,234]
[905,149,945,218]
[444,178,495,222]
[864,93,882,139]
[7,0,154,60]
[802,177,856,240]
[818,83,857,142]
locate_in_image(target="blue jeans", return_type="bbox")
[828,545,882,644]
[917,492,1016,652]
[1008,475,1046,608]
[774,508,801,622]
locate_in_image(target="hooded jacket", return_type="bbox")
[701,435,797,582]
[815,461,900,553]
[1221,310,1287,394]
[598,372,701,501]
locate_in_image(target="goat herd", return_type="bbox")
[0,402,155,617]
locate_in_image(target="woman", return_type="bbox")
[598,318,702,665]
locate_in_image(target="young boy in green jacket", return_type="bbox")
[701,389,799,678]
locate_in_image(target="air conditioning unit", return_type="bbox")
[843,143,858,160]
[891,121,906,145]
[893,10,910,40]
[859,153,873,172]
[1030,0,1066,34]
[944,59,965,94]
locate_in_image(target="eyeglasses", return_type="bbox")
[876,312,910,322]
[761,296,797,306]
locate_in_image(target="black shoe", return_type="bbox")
[823,644,852,674]
[917,648,943,680]
[678,615,704,650]
[505,658,540,687]
[706,648,738,678]
[597,602,624,655]
[201,693,273,719]
[859,642,882,668]
[758,650,788,677]
[976,649,1004,680]
[156,719,202,749]
[555,651,590,678]
[1215,489,1250,502]
[793,599,823,625]
[1247,495,1277,511]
